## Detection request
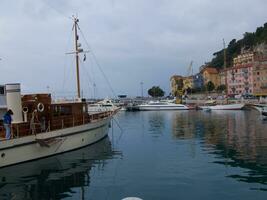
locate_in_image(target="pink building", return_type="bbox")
[226,52,255,96]
[227,63,254,95]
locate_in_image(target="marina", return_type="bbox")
[0,1,267,199]
[0,110,266,199]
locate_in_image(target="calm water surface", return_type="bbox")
[0,110,267,200]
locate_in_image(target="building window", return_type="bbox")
[257,72,260,75]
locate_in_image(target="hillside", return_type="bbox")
[208,22,267,69]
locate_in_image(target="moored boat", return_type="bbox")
[200,103,245,110]
[88,98,119,114]
[199,100,245,110]
[0,17,114,168]
[262,107,267,117]
[251,103,267,112]
[138,100,189,111]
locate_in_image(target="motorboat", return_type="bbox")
[251,103,267,112]
[88,98,119,113]
[199,100,245,110]
[138,100,189,111]
[262,107,267,117]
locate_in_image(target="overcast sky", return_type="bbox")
[0,0,267,98]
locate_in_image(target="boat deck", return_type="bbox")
[0,111,113,141]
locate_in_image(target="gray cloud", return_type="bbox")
[0,0,267,97]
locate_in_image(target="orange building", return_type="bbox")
[200,67,220,88]
[253,60,267,96]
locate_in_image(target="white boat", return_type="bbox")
[251,104,267,112]
[138,100,189,111]
[0,17,114,168]
[88,98,119,114]
[200,103,245,110]
[262,107,267,117]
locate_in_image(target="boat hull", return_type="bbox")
[251,104,267,112]
[200,104,245,110]
[0,118,110,168]
[138,105,189,111]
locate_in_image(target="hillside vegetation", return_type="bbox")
[208,22,267,69]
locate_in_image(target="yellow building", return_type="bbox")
[170,75,184,96]
[183,76,193,91]
[201,67,220,88]
[233,53,254,66]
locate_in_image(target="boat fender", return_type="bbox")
[22,107,28,113]
[37,103,45,112]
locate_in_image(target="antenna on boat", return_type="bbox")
[66,16,89,99]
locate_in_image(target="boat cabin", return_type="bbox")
[0,92,112,140]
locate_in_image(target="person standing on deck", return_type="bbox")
[3,109,13,140]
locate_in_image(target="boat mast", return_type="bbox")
[223,39,228,95]
[74,17,81,99]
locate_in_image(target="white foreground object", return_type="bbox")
[5,83,23,123]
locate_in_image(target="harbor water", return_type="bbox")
[0,110,267,200]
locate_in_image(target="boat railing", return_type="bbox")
[0,110,113,141]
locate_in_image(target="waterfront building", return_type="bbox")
[200,67,220,88]
[218,70,227,86]
[233,52,254,66]
[227,63,254,95]
[183,76,194,91]
[170,75,184,96]
[192,73,204,90]
[227,52,255,95]
[253,59,267,96]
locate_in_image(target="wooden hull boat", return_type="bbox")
[0,18,114,168]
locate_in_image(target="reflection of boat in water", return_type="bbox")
[200,100,245,110]
[138,100,189,111]
[0,137,116,199]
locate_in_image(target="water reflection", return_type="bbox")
[171,110,267,188]
[147,112,165,137]
[0,137,118,200]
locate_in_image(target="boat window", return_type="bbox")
[53,105,72,116]
[0,86,4,95]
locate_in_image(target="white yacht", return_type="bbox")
[138,100,189,111]
[199,100,245,110]
[88,98,119,114]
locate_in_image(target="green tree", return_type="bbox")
[208,22,267,69]
[216,84,226,92]
[206,81,215,92]
[148,86,165,97]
